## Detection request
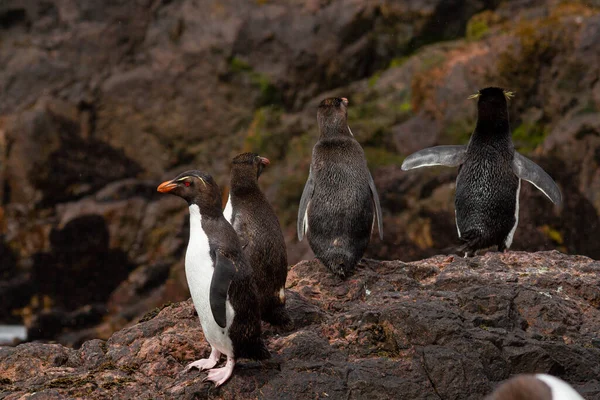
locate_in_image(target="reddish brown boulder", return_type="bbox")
[1,251,599,399]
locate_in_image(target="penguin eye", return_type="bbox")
[184,181,191,187]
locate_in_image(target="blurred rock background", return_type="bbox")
[0,0,599,347]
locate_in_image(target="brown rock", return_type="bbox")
[2,0,600,360]
[1,252,599,399]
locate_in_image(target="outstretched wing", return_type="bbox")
[209,252,237,328]
[368,172,383,239]
[401,145,467,170]
[297,168,315,241]
[512,152,562,206]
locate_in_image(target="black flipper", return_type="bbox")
[209,252,237,328]
[512,152,562,206]
[368,172,383,240]
[297,168,315,241]
[401,145,467,170]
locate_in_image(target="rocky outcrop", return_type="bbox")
[1,252,599,399]
[2,0,600,346]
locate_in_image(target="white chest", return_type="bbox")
[185,205,235,356]
[535,374,584,400]
[504,179,521,248]
[223,194,233,224]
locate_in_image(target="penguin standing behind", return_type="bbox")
[402,87,562,256]
[298,97,383,277]
[486,374,584,400]
[157,171,269,386]
[223,153,292,329]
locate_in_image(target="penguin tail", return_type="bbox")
[262,305,294,331]
[319,249,359,278]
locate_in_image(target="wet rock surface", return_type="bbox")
[1,251,599,399]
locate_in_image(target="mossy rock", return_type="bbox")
[442,117,475,145]
[228,57,283,106]
[388,57,409,69]
[243,106,288,160]
[512,122,548,153]
[496,3,598,96]
[540,225,567,253]
[229,57,253,73]
[271,131,315,225]
[347,93,413,147]
[275,171,308,226]
[410,48,451,112]
[466,10,501,41]
[540,224,564,245]
[368,72,382,88]
[101,377,135,390]
[43,375,95,389]
[364,147,405,168]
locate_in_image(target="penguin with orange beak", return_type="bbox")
[157,171,269,386]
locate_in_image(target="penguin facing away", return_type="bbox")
[157,171,269,387]
[485,374,584,400]
[298,97,383,277]
[224,152,292,329]
[401,87,562,256]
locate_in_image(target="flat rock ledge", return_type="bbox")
[1,251,600,399]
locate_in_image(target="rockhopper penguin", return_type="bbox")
[157,171,269,386]
[401,87,562,256]
[223,152,292,329]
[486,373,584,400]
[298,97,383,277]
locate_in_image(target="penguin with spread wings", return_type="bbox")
[402,87,562,256]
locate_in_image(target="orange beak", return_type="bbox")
[157,180,177,193]
[259,157,270,165]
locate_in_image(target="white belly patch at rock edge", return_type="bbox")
[186,204,235,357]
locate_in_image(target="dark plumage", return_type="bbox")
[157,170,268,386]
[455,87,519,255]
[226,153,292,329]
[298,97,383,276]
[402,87,562,256]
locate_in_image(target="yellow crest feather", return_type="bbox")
[176,175,206,187]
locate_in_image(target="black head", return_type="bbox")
[317,97,350,137]
[470,86,513,106]
[469,87,513,121]
[157,170,222,216]
[231,152,270,180]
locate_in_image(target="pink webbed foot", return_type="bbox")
[203,356,235,387]
[184,348,221,372]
